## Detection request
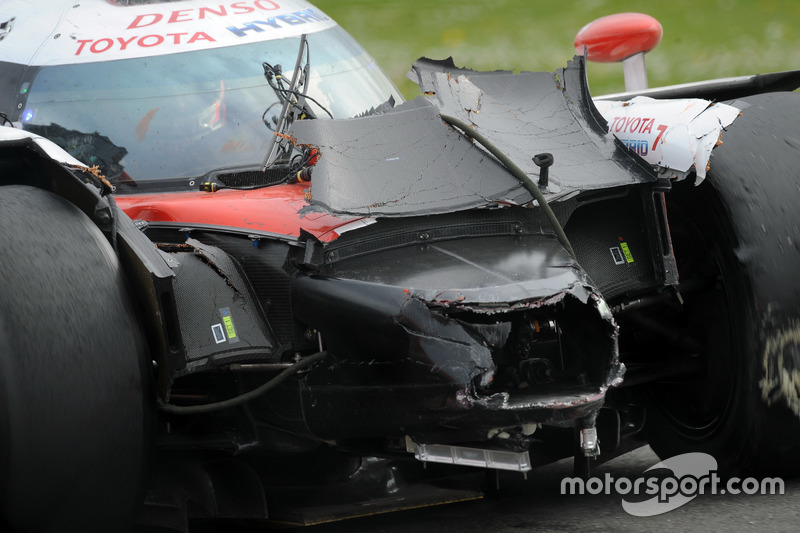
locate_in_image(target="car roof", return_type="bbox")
[0,0,335,66]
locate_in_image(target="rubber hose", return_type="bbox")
[439,114,576,259]
[157,351,328,415]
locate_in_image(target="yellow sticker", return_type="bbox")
[223,315,237,339]
[219,307,238,343]
[620,242,634,263]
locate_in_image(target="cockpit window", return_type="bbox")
[17,26,401,191]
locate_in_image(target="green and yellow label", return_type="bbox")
[620,242,634,263]
[223,315,237,339]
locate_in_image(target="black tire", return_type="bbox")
[643,92,800,476]
[0,186,152,531]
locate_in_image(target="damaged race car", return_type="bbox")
[1,1,800,531]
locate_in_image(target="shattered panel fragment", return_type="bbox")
[292,99,531,217]
[593,96,740,182]
[408,56,656,197]
[291,56,655,218]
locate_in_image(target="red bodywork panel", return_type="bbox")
[114,182,358,242]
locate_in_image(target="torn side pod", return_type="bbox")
[157,238,277,381]
[285,217,620,442]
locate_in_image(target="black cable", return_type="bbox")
[439,114,576,259]
[280,88,333,119]
[262,101,282,129]
[157,351,328,415]
[263,62,290,104]
[262,56,333,120]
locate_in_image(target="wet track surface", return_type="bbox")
[171,446,800,533]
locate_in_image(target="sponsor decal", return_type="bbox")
[73,3,330,56]
[3,0,335,65]
[595,96,740,183]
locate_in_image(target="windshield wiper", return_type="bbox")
[261,34,331,170]
[198,35,326,193]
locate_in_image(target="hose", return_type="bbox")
[157,351,328,415]
[439,114,576,259]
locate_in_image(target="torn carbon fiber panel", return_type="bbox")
[290,55,655,219]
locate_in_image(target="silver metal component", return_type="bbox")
[405,436,532,472]
[580,427,600,457]
[622,52,648,92]
[228,363,295,372]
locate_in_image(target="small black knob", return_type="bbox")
[533,153,554,189]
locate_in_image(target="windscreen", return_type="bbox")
[17,26,400,190]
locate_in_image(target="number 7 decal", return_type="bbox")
[653,124,668,147]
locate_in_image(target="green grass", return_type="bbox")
[313,0,800,99]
